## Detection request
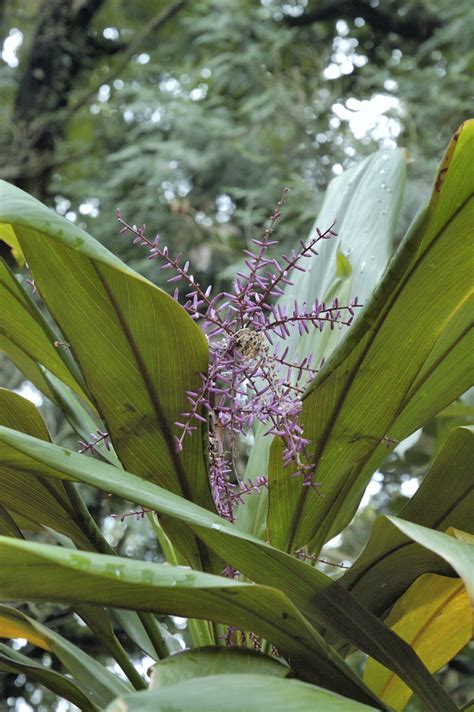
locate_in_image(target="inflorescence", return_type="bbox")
[116,191,361,521]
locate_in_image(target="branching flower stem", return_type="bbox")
[116,192,361,521]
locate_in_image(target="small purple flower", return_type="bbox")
[117,191,360,521]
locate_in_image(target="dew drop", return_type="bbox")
[359,261,366,274]
[70,554,91,570]
[381,182,387,189]
[370,255,375,261]
[379,169,386,175]
[211,523,222,531]
[141,570,153,584]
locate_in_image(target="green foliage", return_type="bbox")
[0,123,472,711]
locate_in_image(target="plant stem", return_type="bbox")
[137,612,171,660]
[104,633,147,690]
[149,512,216,647]
[64,482,173,659]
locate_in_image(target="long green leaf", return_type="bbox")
[267,120,474,553]
[386,518,474,602]
[337,426,473,621]
[0,259,91,406]
[0,536,381,706]
[105,674,380,712]
[0,605,130,707]
[0,643,99,712]
[0,180,216,570]
[0,427,456,712]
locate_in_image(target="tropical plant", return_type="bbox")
[0,120,472,712]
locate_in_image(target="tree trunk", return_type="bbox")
[3,0,106,200]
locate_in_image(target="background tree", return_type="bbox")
[1,0,471,276]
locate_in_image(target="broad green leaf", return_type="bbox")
[0,389,91,547]
[106,674,380,712]
[240,148,406,537]
[337,426,474,621]
[0,259,91,406]
[0,180,216,570]
[0,643,98,712]
[0,537,382,706]
[0,605,130,707]
[149,647,289,688]
[364,574,471,711]
[386,518,474,603]
[267,121,474,553]
[0,428,456,712]
[278,147,406,374]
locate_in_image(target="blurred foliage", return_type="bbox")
[1,0,472,283]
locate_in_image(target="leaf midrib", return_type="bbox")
[284,195,473,553]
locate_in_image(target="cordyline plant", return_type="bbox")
[0,121,472,712]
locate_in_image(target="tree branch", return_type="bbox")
[284,0,439,41]
[1,0,188,201]
[65,0,188,119]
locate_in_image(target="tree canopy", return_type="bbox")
[1,0,471,277]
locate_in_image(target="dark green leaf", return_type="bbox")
[0,428,456,712]
[106,674,380,712]
[0,643,99,712]
[0,536,381,706]
[149,647,289,688]
[0,605,130,706]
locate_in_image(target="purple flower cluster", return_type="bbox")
[116,192,360,521]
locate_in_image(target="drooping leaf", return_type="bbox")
[337,426,474,620]
[0,605,130,707]
[0,427,457,712]
[149,647,289,688]
[267,121,474,554]
[41,369,121,467]
[0,180,216,570]
[0,389,91,547]
[363,574,471,711]
[0,643,98,712]
[0,503,23,537]
[105,674,380,712]
[0,536,382,707]
[386,518,474,603]
[0,259,91,406]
